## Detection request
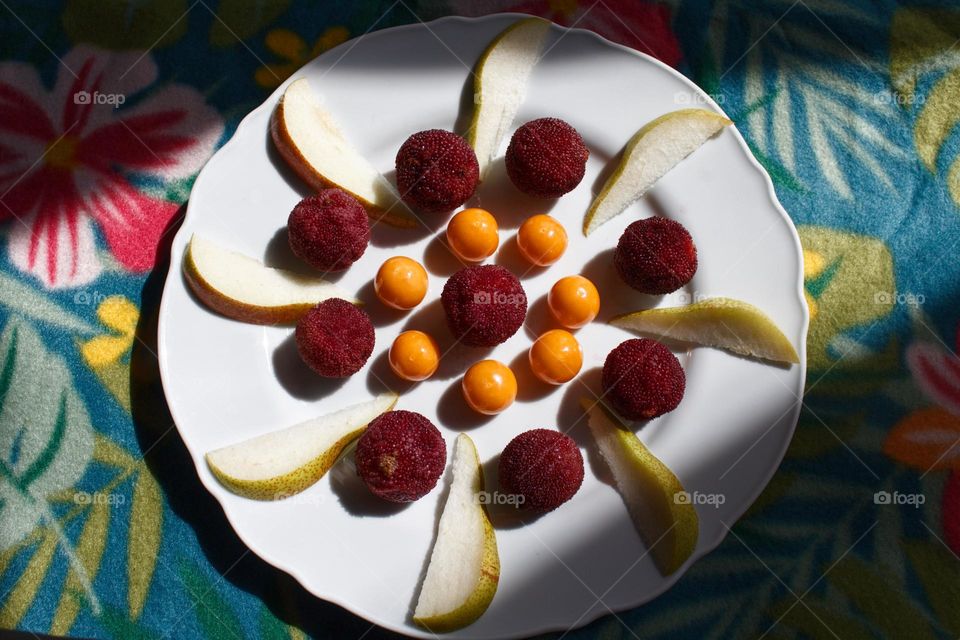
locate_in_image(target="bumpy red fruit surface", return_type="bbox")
[614,217,697,294]
[295,298,375,377]
[505,118,589,198]
[499,429,584,513]
[395,129,479,213]
[287,189,370,271]
[355,410,446,502]
[602,338,685,420]
[441,265,527,347]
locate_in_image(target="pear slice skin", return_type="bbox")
[206,393,398,500]
[183,234,356,325]
[271,78,418,228]
[611,297,800,364]
[414,434,500,632]
[583,108,732,235]
[581,398,698,576]
[467,17,550,179]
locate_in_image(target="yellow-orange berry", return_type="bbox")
[462,359,517,415]
[547,275,600,329]
[529,330,583,384]
[446,208,499,262]
[389,331,440,381]
[517,214,568,266]
[375,256,428,309]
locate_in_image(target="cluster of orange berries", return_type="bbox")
[370,207,600,416]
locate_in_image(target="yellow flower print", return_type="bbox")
[802,248,826,320]
[80,296,139,368]
[799,225,895,374]
[255,26,350,89]
[79,296,139,411]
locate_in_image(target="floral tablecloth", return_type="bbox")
[2,1,959,638]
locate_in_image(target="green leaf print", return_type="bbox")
[0,317,96,624]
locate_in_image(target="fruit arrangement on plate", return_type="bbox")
[184,17,800,633]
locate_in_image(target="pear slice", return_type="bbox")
[467,17,550,178]
[206,393,397,500]
[611,297,800,364]
[271,78,418,228]
[583,109,732,235]
[183,234,356,325]
[581,398,698,576]
[414,434,499,632]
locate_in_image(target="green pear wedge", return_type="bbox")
[414,434,499,632]
[272,78,418,228]
[611,297,800,364]
[467,17,550,178]
[584,109,732,235]
[184,234,356,325]
[206,393,398,500]
[581,398,698,576]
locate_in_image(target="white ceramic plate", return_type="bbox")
[158,14,808,639]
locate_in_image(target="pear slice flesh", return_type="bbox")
[581,398,698,576]
[414,434,499,632]
[611,297,800,364]
[467,17,550,179]
[583,108,732,235]
[271,78,418,228]
[206,393,398,500]
[183,234,355,325]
